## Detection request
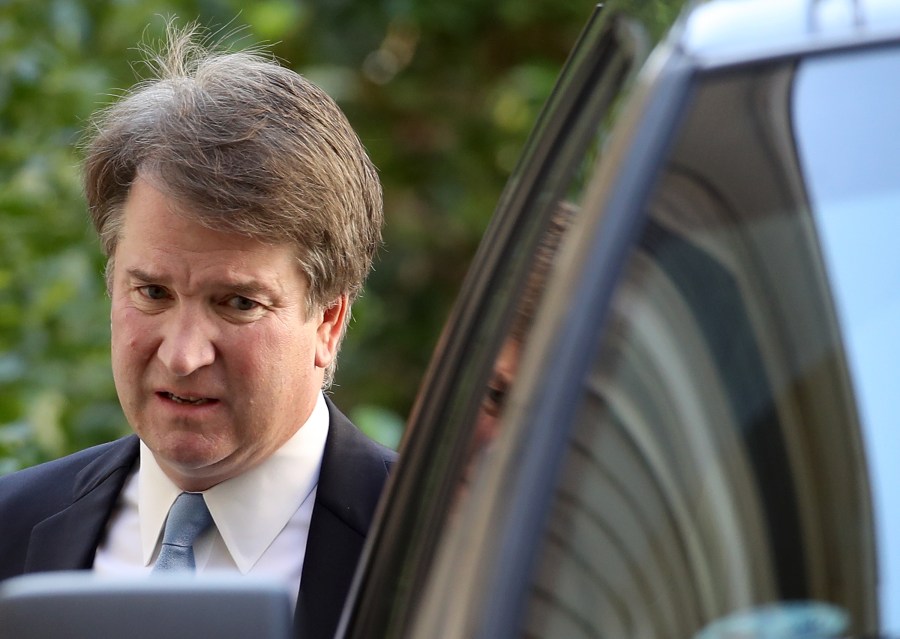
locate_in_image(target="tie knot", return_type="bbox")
[163,492,213,546]
[154,492,213,572]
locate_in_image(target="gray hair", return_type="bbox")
[83,22,384,386]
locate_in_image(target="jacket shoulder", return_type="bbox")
[0,436,138,526]
[0,436,138,580]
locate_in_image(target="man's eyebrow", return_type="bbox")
[126,268,165,284]
[124,268,279,299]
[226,280,280,300]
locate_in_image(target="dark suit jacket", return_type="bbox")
[0,399,396,639]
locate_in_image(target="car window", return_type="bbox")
[794,44,900,633]
[520,43,899,638]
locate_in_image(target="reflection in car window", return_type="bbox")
[465,35,644,465]
[522,45,899,638]
[455,15,643,495]
[471,201,577,481]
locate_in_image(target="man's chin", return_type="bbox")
[146,434,237,484]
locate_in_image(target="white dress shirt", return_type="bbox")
[93,392,330,609]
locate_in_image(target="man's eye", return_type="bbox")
[227,296,259,312]
[482,384,508,418]
[139,285,168,300]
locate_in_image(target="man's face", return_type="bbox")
[473,338,521,454]
[110,177,346,491]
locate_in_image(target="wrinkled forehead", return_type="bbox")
[127,168,299,251]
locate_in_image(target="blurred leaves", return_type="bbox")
[0,0,589,470]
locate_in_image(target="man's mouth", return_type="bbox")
[159,392,216,406]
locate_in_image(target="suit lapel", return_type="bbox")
[25,437,139,572]
[294,399,395,639]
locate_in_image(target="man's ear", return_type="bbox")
[315,294,349,369]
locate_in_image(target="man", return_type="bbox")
[473,202,576,457]
[0,23,396,639]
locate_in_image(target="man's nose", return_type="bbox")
[156,307,216,377]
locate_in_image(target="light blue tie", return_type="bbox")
[153,492,213,573]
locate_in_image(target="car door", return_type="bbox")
[342,1,900,638]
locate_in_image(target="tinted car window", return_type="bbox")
[521,43,899,638]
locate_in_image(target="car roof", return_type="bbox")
[675,0,900,65]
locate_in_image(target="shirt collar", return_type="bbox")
[139,392,330,572]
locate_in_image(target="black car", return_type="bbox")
[4,0,900,637]
[341,0,900,637]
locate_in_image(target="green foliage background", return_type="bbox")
[0,0,589,472]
